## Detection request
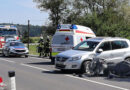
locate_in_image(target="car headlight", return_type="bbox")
[70,56,82,61]
[25,47,29,52]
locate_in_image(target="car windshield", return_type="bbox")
[10,42,25,47]
[73,41,99,51]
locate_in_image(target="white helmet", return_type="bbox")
[40,36,43,39]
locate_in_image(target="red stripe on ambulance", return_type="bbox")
[59,29,71,31]
[76,30,94,35]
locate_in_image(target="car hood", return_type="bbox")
[10,46,25,49]
[57,49,92,57]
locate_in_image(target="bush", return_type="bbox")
[22,37,34,43]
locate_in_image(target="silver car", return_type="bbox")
[2,41,29,57]
[55,37,130,73]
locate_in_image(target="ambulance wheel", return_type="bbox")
[51,57,55,64]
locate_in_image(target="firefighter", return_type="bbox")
[37,36,44,57]
[44,36,51,57]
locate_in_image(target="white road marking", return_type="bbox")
[20,63,50,71]
[0,58,15,63]
[66,75,129,90]
[0,57,129,90]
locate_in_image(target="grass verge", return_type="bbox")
[29,45,39,55]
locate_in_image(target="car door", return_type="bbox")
[110,40,127,63]
[95,41,113,63]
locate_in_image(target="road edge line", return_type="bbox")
[65,75,129,90]
[20,63,50,72]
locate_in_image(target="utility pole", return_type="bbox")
[28,20,30,50]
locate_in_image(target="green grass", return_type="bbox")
[30,37,40,43]
[29,44,59,56]
[29,45,39,55]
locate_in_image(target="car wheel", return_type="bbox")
[103,68,109,76]
[2,53,5,57]
[2,50,5,57]
[5,51,9,57]
[7,50,10,57]
[25,55,28,58]
[60,69,66,72]
[125,58,130,62]
[82,61,92,75]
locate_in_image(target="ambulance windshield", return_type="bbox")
[52,35,73,45]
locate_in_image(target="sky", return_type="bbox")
[0,0,49,26]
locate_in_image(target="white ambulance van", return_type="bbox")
[51,24,96,63]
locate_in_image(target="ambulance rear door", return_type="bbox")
[52,35,74,54]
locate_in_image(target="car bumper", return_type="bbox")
[55,60,82,70]
[9,51,29,55]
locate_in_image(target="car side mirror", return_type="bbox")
[97,49,103,53]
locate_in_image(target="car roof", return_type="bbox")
[87,37,128,42]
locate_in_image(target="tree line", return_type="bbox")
[33,0,130,39]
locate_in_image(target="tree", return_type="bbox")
[34,0,130,38]
[33,0,71,27]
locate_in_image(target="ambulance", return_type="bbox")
[0,25,20,53]
[51,24,96,63]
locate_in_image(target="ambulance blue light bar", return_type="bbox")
[57,24,77,29]
[57,24,61,29]
[70,24,77,29]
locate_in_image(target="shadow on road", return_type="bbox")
[104,76,130,82]
[42,70,83,75]
[0,55,26,58]
[27,61,53,65]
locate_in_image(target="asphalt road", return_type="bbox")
[0,56,130,90]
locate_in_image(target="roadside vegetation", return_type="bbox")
[3,0,130,55]
[29,44,39,55]
[34,0,130,39]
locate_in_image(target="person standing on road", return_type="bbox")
[37,36,44,57]
[44,36,51,57]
